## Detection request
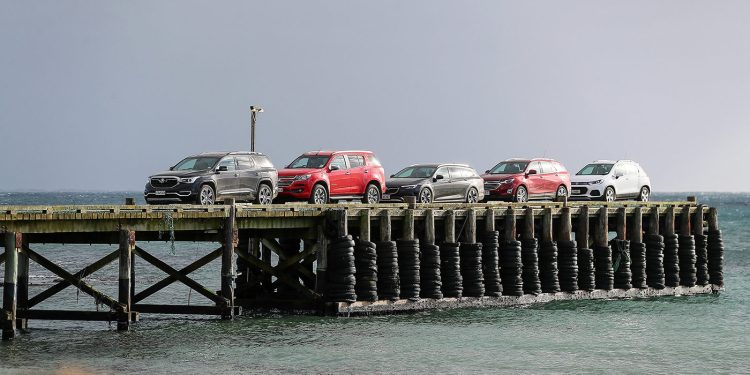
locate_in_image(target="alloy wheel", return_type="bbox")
[199,185,215,205]
[419,189,433,203]
[605,187,615,202]
[366,185,380,204]
[515,186,527,203]
[557,186,567,199]
[313,186,328,204]
[466,188,478,203]
[640,187,650,202]
[258,185,273,204]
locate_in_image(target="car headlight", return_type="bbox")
[499,178,514,184]
[146,179,151,185]
[180,177,199,183]
[401,185,418,189]
[294,174,311,181]
[590,179,603,185]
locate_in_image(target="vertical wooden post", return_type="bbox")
[504,208,516,241]
[221,198,236,320]
[16,237,29,330]
[577,206,589,246]
[261,240,272,293]
[125,197,136,206]
[2,233,18,340]
[359,210,370,242]
[445,210,456,243]
[559,207,572,242]
[707,207,719,232]
[616,207,626,240]
[649,207,660,235]
[680,206,691,237]
[664,206,675,236]
[118,229,134,331]
[335,209,348,237]
[523,207,535,240]
[425,209,436,245]
[595,207,609,247]
[465,209,476,244]
[693,204,705,236]
[485,209,495,233]
[403,209,415,241]
[380,210,392,242]
[315,225,328,294]
[631,206,643,243]
[541,208,553,243]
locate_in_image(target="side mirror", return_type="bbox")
[169,166,174,171]
[329,165,340,171]
[390,174,395,178]
[433,174,444,182]
[526,169,537,175]
[485,170,490,174]
[217,165,228,172]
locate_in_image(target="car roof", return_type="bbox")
[405,163,471,168]
[191,151,267,158]
[503,158,560,163]
[591,159,637,164]
[302,150,374,156]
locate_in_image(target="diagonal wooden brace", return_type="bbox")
[27,249,119,308]
[234,249,320,300]
[260,238,316,281]
[133,247,222,303]
[133,246,227,306]
[22,246,125,312]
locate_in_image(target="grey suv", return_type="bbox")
[145,152,278,205]
[383,163,485,203]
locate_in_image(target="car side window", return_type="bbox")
[367,155,381,166]
[330,155,347,170]
[449,167,464,179]
[236,156,255,170]
[252,155,274,168]
[613,165,624,176]
[556,163,567,173]
[217,157,236,171]
[347,155,365,168]
[528,162,541,173]
[435,167,450,179]
[465,168,479,178]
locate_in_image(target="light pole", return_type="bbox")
[250,105,264,152]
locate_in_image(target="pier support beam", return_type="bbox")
[3,233,19,340]
[221,199,237,320]
[118,229,134,331]
[16,237,29,331]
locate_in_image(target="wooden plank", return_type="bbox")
[132,304,239,316]
[18,309,138,322]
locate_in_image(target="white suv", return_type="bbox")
[569,160,651,202]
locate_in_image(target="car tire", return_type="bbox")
[514,185,528,203]
[466,187,479,203]
[555,185,568,201]
[309,184,329,204]
[638,186,650,202]
[197,184,216,205]
[418,187,433,203]
[604,186,616,202]
[362,183,381,204]
[255,183,273,205]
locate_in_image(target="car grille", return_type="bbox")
[150,177,179,188]
[571,182,587,186]
[386,187,399,194]
[571,187,589,195]
[278,178,295,188]
[484,182,501,190]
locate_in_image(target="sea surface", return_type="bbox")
[0,192,748,374]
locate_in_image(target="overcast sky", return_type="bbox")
[1,1,749,192]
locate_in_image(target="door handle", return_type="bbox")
[364,170,369,174]
[345,172,351,175]
[234,173,239,177]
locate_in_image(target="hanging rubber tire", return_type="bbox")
[515,186,528,203]
[309,183,328,204]
[255,183,273,205]
[362,183,381,204]
[418,187,433,203]
[197,184,215,205]
[603,186,616,202]
[465,187,479,203]
[638,186,650,202]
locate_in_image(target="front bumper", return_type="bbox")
[144,182,200,203]
[381,187,419,202]
[569,185,603,200]
[276,179,315,200]
[483,184,515,201]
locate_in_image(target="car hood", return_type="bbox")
[386,177,427,188]
[481,173,521,182]
[278,168,322,177]
[571,174,610,183]
[150,170,209,178]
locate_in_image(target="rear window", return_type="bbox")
[347,155,365,168]
[555,163,567,172]
[253,155,274,168]
[367,155,381,166]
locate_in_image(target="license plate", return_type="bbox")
[572,189,581,194]
[484,190,490,196]
[155,191,166,196]
[382,194,390,200]
[277,187,283,192]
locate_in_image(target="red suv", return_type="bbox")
[482,158,571,202]
[276,151,386,204]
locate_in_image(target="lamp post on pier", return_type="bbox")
[250,105,264,152]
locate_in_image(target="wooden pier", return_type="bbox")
[0,198,725,339]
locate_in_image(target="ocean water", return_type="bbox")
[0,192,748,374]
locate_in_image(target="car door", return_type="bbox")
[346,154,367,195]
[327,155,351,196]
[524,161,545,198]
[623,163,639,196]
[215,157,239,196]
[449,167,471,201]
[235,155,260,199]
[431,166,452,201]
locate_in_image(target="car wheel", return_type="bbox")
[418,188,433,203]
[604,186,616,202]
[638,186,650,202]
[555,185,568,201]
[466,187,479,203]
[309,184,328,204]
[514,186,528,203]
[197,184,215,205]
[362,183,381,204]
[255,183,273,205]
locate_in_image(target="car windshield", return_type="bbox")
[392,166,437,178]
[173,157,220,171]
[287,155,330,169]
[488,161,528,174]
[577,163,614,175]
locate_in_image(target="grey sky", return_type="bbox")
[2,1,749,192]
